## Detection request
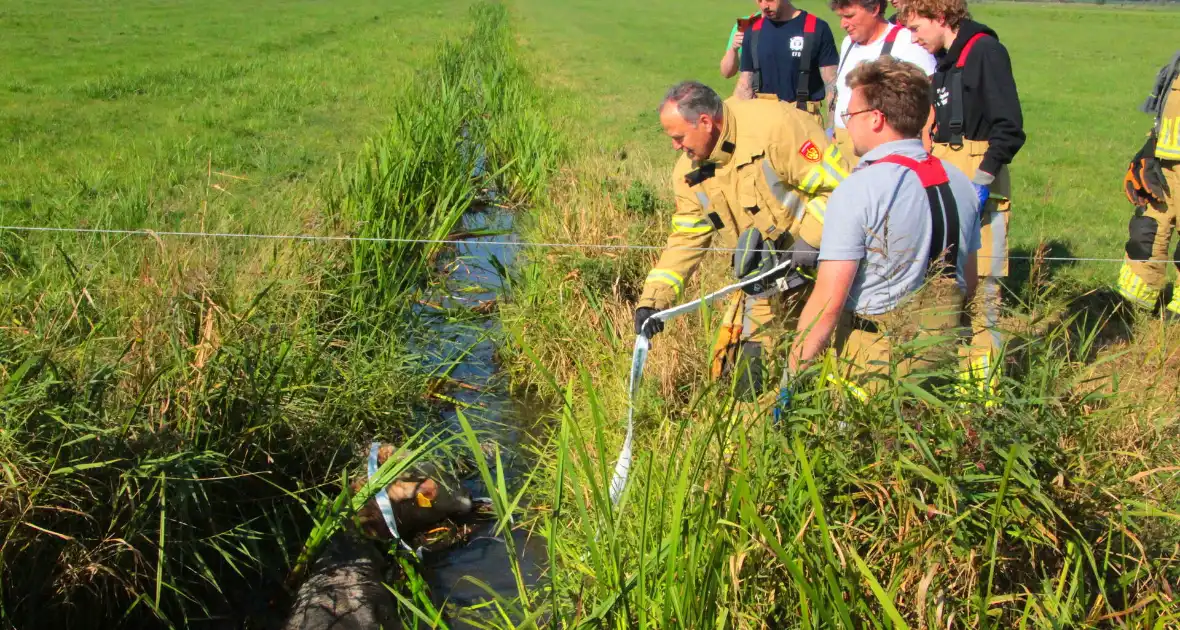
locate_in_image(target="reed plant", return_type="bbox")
[332,2,561,314]
[472,308,1180,628]
[0,2,564,626]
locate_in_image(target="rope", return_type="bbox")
[0,224,1138,263]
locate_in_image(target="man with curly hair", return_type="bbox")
[902,0,1025,399]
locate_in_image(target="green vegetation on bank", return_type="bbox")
[3,0,1179,627]
[0,1,558,627]
[489,0,1180,627]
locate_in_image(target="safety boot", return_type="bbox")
[1115,261,1162,311]
[1163,294,1180,322]
[954,350,1000,410]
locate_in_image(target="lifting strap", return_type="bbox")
[1141,50,1180,134]
[613,256,798,504]
[749,14,764,94]
[367,443,417,555]
[835,24,905,103]
[870,154,960,275]
[880,23,903,57]
[795,12,819,109]
[946,32,989,149]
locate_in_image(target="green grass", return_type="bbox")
[0,0,473,236]
[3,0,1180,627]
[488,1,1180,627]
[0,2,560,627]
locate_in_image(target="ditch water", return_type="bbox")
[411,205,548,626]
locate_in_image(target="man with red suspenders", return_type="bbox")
[786,57,980,399]
[903,0,1025,400]
[735,0,840,128]
[829,0,935,166]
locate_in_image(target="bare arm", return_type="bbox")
[735,71,755,99]
[788,259,858,373]
[721,31,744,78]
[820,65,838,125]
[720,49,740,79]
[820,65,838,98]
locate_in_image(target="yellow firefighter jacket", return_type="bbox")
[1156,73,1180,161]
[638,98,850,310]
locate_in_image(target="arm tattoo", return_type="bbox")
[820,65,838,101]
[735,72,755,99]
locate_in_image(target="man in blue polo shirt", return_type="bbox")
[736,0,840,127]
[786,57,980,399]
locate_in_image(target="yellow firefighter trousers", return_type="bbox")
[828,277,965,400]
[1118,162,1180,315]
[932,139,1010,389]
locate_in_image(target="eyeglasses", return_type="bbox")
[841,108,876,126]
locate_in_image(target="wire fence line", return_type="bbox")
[0,224,1137,264]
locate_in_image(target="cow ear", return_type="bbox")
[418,478,439,500]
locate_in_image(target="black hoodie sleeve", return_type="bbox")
[973,39,1025,177]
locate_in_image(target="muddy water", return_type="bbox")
[411,206,548,625]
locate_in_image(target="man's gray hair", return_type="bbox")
[828,0,887,16]
[659,81,723,125]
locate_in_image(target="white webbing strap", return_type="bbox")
[608,257,796,504]
[368,442,416,555]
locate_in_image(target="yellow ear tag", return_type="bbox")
[416,492,433,508]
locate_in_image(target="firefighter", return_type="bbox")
[734,0,840,128]
[902,0,1025,397]
[787,57,979,398]
[1117,52,1180,320]
[636,80,849,399]
[828,0,935,166]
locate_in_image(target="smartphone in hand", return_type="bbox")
[737,17,751,32]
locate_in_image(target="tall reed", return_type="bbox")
[474,307,1180,628]
[331,2,561,313]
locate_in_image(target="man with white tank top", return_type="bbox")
[829,0,934,165]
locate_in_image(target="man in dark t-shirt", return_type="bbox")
[736,0,839,127]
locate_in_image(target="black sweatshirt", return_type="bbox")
[930,20,1025,178]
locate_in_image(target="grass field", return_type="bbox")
[0,1,560,627]
[508,0,1180,282]
[0,0,474,235]
[2,0,1179,627]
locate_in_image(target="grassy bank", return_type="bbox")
[0,1,558,626]
[488,0,1180,627]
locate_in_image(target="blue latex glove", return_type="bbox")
[825,126,835,141]
[771,386,792,424]
[973,183,990,212]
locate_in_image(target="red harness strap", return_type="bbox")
[870,154,960,275]
[795,12,819,109]
[880,24,903,56]
[956,32,988,68]
[943,32,991,147]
